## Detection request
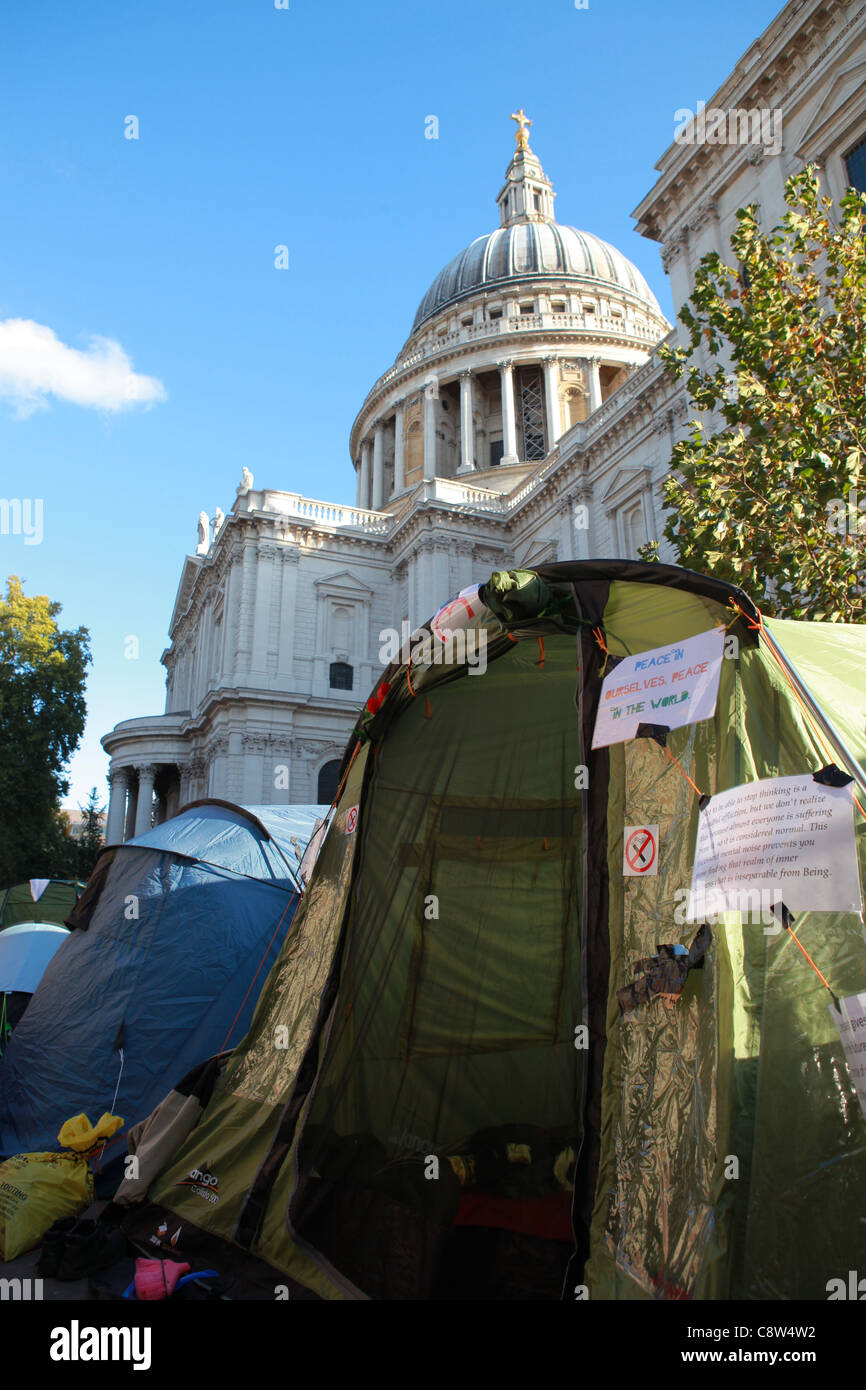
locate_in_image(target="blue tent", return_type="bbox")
[0,924,70,996]
[0,800,327,1158]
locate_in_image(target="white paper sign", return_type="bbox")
[687,773,862,919]
[592,627,725,749]
[831,993,866,1122]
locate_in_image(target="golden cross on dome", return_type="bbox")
[510,108,532,151]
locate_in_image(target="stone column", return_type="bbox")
[134,765,156,837]
[543,357,561,448]
[242,735,266,804]
[458,372,475,473]
[433,545,450,612]
[276,548,299,681]
[573,488,592,560]
[359,441,372,510]
[407,559,417,632]
[105,769,128,846]
[587,357,602,414]
[124,776,139,842]
[251,541,276,679]
[423,381,437,480]
[417,542,436,623]
[393,403,405,495]
[223,555,241,684]
[558,500,573,563]
[235,540,258,680]
[499,360,518,465]
[177,760,192,812]
[372,422,385,510]
[455,542,474,595]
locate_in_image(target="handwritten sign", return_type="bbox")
[687,773,861,918]
[592,627,725,749]
[831,993,866,1122]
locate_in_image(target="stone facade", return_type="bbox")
[102,0,866,840]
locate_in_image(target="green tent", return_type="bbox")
[0,879,84,930]
[123,562,866,1300]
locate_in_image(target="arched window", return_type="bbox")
[317,759,341,805]
[621,500,647,557]
[329,661,353,690]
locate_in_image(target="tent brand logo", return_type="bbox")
[181,1164,220,1203]
[826,1271,866,1299]
[49,1321,152,1371]
[389,1129,436,1154]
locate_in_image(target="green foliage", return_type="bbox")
[636,539,661,563]
[659,168,866,621]
[0,576,91,882]
[75,786,105,879]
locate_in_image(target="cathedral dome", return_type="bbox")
[412,222,663,332]
[409,111,665,336]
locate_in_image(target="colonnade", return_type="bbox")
[105,763,178,845]
[354,355,604,510]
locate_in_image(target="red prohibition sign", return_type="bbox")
[626,828,656,873]
[346,806,358,834]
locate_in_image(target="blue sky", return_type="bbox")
[0,0,784,809]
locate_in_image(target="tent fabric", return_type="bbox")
[0,923,70,994]
[0,803,323,1159]
[0,880,84,930]
[763,617,866,773]
[129,802,328,887]
[119,562,866,1301]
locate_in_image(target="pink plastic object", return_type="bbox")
[134,1256,191,1300]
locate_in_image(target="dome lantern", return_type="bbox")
[497,109,556,228]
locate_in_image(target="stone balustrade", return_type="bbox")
[260,491,390,533]
[356,310,662,417]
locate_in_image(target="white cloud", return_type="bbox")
[0,318,166,417]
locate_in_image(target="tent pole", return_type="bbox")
[759,628,866,799]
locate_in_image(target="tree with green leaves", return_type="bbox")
[657,167,865,621]
[0,576,91,883]
[75,786,105,879]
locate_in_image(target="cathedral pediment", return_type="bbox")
[313,569,374,598]
[518,538,558,568]
[793,56,866,157]
[600,466,653,509]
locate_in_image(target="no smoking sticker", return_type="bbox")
[345,806,359,834]
[623,825,659,877]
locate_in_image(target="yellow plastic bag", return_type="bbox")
[57,1111,124,1154]
[0,1151,93,1261]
